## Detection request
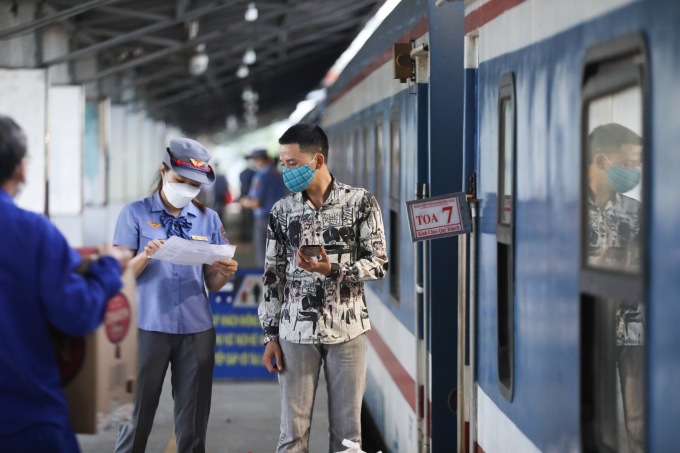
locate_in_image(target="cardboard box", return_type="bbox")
[53,261,137,434]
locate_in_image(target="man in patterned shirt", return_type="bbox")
[259,123,388,452]
[587,122,643,452]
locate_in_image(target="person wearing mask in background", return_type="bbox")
[113,138,239,453]
[246,148,287,268]
[0,115,130,453]
[259,124,388,452]
[238,159,256,242]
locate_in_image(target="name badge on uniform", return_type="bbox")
[191,235,209,242]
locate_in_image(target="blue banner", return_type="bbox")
[210,268,274,379]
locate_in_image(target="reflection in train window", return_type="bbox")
[582,296,645,453]
[585,88,643,274]
[497,72,516,401]
[580,33,647,453]
[499,98,514,225]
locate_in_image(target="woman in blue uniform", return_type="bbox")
[113,138,238,453]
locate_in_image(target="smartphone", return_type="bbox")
[300,244,323,259]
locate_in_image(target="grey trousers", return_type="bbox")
[114,328,216,453]
[277,334,368,453]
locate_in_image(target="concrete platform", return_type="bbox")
[78,371,330,453]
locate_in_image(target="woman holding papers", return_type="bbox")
[112,138,238,453]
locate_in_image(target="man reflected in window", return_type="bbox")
[587,123,644,453]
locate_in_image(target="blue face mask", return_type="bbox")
[283,156,317,192]
[605,162,641,194]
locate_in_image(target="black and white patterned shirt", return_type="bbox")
[587,192,643,346]
[258,177,388,344]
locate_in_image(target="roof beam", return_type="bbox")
[42,0,236,66]
[144,16,358,103]
[0,0,122,40]
[149,38,342,111]
[86,28,180,47]
[73,2,298,83]
[94,5,170,22]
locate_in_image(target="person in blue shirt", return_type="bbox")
[0,115,128,453]
[113,138,239,453]
[245,148,288,267]
[238,165,256,242]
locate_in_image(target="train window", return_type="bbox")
[389,209,400,303]
[388,113,400,304]
[390,117,400,201]
[354,130,361,187]
[497,72,516,401]
[363,125,371,192]
[580,33,647,453]
[375,117,383,200]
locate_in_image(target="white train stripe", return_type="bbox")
[476,385,541,453]
[474,0,639,64]
[365,288,417,379]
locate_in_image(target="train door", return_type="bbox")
[579,33,648,453]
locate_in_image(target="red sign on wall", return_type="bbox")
[406,192,471,242]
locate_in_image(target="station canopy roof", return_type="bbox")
[7,0,385,135]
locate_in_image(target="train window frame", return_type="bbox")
[496,72,516,402]
[579,32,649,453]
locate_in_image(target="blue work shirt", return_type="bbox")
[0,189,122,437]
[248,164,288,218]
[113,192,227,334]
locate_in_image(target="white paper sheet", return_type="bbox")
[150,235,236,265]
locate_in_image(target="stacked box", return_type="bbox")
[54,263,137,434]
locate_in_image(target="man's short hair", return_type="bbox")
[278,123,329,160]
[0,115,27,185]
[588,123,642,162]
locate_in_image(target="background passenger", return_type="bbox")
[245,148,288,268]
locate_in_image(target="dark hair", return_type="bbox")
[0,115,27,185]
[278,123,329,160]
[151,163,207,213]
[588,123,642,162]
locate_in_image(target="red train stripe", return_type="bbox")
[327,17,429,105]
[464,0,526,34]
[366,329,417,412]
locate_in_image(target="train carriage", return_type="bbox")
[318,0,680,452]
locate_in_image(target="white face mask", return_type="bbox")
[163,181,200,209]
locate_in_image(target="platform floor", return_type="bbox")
[77,371,330,453]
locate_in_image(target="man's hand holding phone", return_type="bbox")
[296,245,332,276]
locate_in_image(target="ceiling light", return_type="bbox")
[189,46,209,76]
[236,64,249,78]
[245,2,258,22]
[243,48,256,65]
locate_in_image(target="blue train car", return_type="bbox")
[319,0,680,452]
